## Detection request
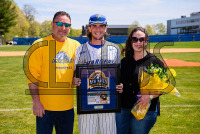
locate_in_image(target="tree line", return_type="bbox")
[0,0,166,44]
[0,0,82,44]
[128,21,166,35]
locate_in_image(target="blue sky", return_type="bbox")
[14,0,200,29]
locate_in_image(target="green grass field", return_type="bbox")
[147,41,200,49]
[0,41,200,133]
[119,41,200,49]
[0,45,31,51]
[161,52,200,62]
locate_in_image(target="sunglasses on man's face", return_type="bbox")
[54,22,71,28]
[132,37,146,43]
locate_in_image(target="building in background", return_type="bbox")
[82,25,130,36]
[167,12,200,35]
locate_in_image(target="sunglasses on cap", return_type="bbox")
[54,22,71,28]
[90,16,106,21]
[89,14,107,26]
[132,37,146,43]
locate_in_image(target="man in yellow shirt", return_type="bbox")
[26,11,80,134]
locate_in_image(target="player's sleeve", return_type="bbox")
[115,45,121,84]
[116,45,121,63]
[110,44,121,64]
[74,45,81,71]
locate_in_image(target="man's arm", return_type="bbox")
[29,83,45,118]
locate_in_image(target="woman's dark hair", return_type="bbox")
[53,11,71,22]
[122,27,149,59]
[86,26,109,41]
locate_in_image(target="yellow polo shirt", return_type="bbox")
[26,35,80,111]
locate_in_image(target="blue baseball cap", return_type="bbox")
[89,14,107,26]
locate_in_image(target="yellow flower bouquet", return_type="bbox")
[131,64,180,121]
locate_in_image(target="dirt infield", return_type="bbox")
[1,48,200,67]
[164,59,200,67]
[148,48,200,53]
[0,51,26,56]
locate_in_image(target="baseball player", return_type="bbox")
[95,93,101,104]
[73,14,123,134]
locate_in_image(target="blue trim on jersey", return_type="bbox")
[88,42,104,49]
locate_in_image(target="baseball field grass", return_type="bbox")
[0,42,200,133]
[0,45,31,51]
[119,41,200,49]
[160,52,200,62]
[148,41,200,48]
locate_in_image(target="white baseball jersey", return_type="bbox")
[75,41,120,134]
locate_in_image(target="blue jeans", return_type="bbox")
[36,109,74,134]
[116,108,157,134]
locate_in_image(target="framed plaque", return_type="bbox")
[76,64,121,114]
